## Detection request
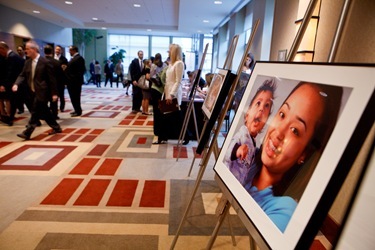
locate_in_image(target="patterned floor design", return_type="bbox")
[0,85,331,249]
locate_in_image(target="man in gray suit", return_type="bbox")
[12,40,62,140]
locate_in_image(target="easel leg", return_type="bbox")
[206,200,231,249]
[227,210,237,246]
[170,145,210,249]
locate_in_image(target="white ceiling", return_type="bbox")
[0,0,251,36]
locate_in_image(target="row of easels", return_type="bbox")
[170,19,261,250]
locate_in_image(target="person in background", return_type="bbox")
[65,45,86,117]
[44,45,64,119]
[87,59,96,85]
[187,70,206,94]
[54,45,68,112]
[129,50,144,113]
[94,60,102,87]
[14,45,27,114]
[115,59,124,88]
[12,40,62,140]
[141,59,152,115]
[242,52,255,74]
[16,46,26,60]
[104,59,114,87]
[126,63,132,95]
[155,44,190,145]
[150,53,168,144]
[0,41,25,126]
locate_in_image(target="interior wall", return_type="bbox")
[270,0,299,61]
[331,0,375,63]
[0,4,72,48]
[270,0,375,236]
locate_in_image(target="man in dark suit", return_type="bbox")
[12,40,62,140]
[0,41,25,126]
[54,45,68,112]
[104,59,114,87]
[129,50,144,113]
[44,45,64,119]
[65,45,86,117]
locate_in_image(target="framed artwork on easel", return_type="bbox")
[196,68,236,154]
[214,61,374,249]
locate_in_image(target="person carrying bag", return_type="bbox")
[153,44,191,145]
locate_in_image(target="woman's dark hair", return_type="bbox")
[262,81,343,196]
[154,53,163,67]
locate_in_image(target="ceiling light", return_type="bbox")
[92,17,98,21]
[65,1,73,4]
[133,4,141,7]
[33,10,40,14]
[214,1,222,4]
[203,20,209,23]
[101,27,107,30]
[147,29,152,32]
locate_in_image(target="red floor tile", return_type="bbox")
[106,179,139,206]
[69,158,100,175]
[139,180,166,207]
[87,144,109,156]
[41,178,83,205]
[80,135,97,142]
[74,179,111,206]
[95,158,121,176]
[173,146,187,158]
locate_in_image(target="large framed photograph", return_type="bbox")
[197,68,235,154]
[214,62,374,249]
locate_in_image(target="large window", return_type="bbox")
[107,34,213,76]
[108,34,149,75]
[150,36,170,63]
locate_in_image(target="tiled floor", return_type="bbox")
[0,84,332,250]
[0,84,252,250]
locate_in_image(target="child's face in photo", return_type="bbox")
[245,90,273,137]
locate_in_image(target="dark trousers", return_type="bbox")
[151,89,163,136]
[88,73,96,84]
[58,84,65,111]
[24,97,60,135]
[95,74,101,87]
[132,85,143,111]
[67,83,82,115]
[116,74,123,88]
[105,75,113,87]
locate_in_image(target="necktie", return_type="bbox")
[31,59,37,92]
[140,59,143,69]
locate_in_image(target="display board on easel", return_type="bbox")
[210,0,375,249]
[175,43,209,161]
[214,61,374,249]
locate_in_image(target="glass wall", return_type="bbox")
[107,34,213,77]
[108,34,149,76]
[150,36,170,64]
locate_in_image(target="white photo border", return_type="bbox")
[214,62,375,249]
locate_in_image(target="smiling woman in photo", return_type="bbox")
[243,81,343,232]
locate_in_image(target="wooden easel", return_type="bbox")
[176,43,209,161]
[186,34,240,176]
[170,20,260,250]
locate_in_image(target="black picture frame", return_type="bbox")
[214,62,375,249]
[196,68,236,154]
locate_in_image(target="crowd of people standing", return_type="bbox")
[1,41,195,145]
